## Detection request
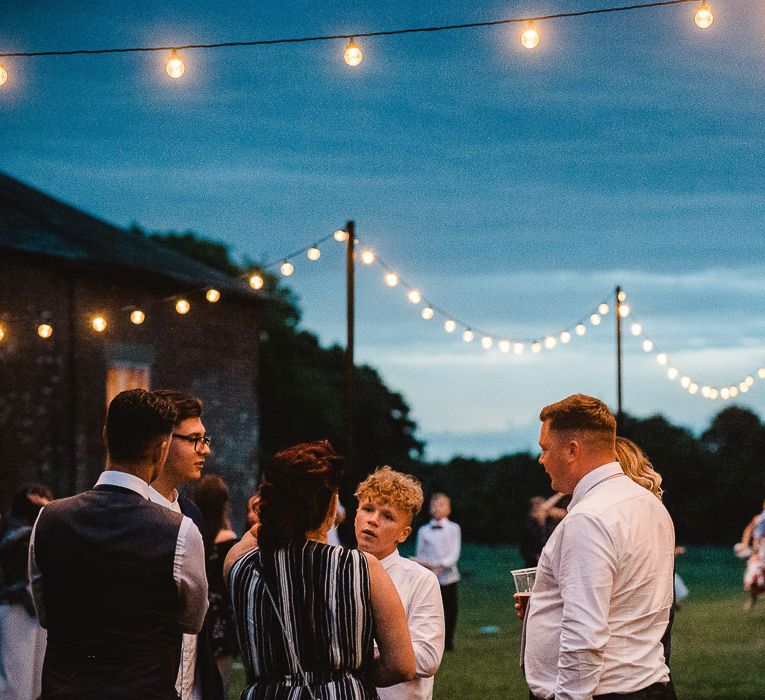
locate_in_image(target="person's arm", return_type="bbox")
[554,514,616,700]
[365,552,416,687]
[223,527,258,586]
[438,523,461,569]
[175,516,209,634]
[740,517,756,547]
[408,574,445,678]
[27,510,46,627]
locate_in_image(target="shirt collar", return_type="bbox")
[568,461,624,510]
[95,470,150,499]
[430,518,449,527]
[379,548,401,571]
[148,486,179,507]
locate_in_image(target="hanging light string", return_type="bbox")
[626,309,764,400]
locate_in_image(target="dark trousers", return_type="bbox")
[530,681,674,700]
[440,582,458,651]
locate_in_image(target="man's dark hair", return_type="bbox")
[152,389,203,424]
[104,389,178,463]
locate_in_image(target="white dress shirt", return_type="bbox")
[524,462,675,700]
[148,486,203,700]
[415,519,461,586]
[375,549,445,700]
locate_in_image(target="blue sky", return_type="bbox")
[3,1,765,459]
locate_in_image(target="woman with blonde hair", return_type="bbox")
[615,436,664,500]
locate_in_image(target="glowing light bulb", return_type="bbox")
[618,304,631,318]
[499,339,511,353]
[344,38,363,66]
[695,1,714,29]
[0,65,7,87]
[667,367,678,380]
[575,324,587,336]
[206,289,221,303]
[38,324,53,339]
[175,299,190,315]
[521,22,540,49]
[514,342,525,355]
[421,306,435,320]
[407,289,422,304]
[360,248,376,265]
[130,310,145,325]
[560,331,572,344]
[598,303,610,315]
[481,336,493,350]
[680,376,691,388]
[307,247,321,261]
[759,368,765,379]
[544,336,556,349]
[280,261,295,277]
[745,375,755,387]
[740,382,749,393]
[721,387,730,400]
[91,316,107,333]
[532,341,542,354]
[642,339,654,352]
[590,313,601,326]
[689,383,699,395]
[333,229,348,242]
[249,273,265,290]
[444,319,457,333]
[730,386,739,398]
[385,272,399,287]
[630,323,643,336]
[709,388,719,400]
[657,353,668,366]
[617,290,627,302]
[462,329,475,343]
[166,50,185,79]
[701,385,711,398]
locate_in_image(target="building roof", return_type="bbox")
[0,172,254,297]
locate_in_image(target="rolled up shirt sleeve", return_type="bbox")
[410,574,445,678]
[174,515,209,634]
[28,509,46,628]
[555,513,616,700]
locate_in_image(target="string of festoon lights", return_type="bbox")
[0,0,721,87]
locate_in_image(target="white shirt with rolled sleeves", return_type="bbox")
[524,462,675,700]
[415,519,461,586]
[375,549,444,700]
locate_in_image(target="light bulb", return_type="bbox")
[730,386,739,398]
[307,247,321,261]
[617,290,627,302]
[175,299,190,315]
[407,289,422,304]
[745,375,755,387]
[130,310,145,325]
[630,323,642,336]
[38,324,53,339]
[598,303,610,315]
[514,342,525,355]
[759,368,765,379]
[421,306,434,320]
[689,383,699,394]
[166,50,186,79]
[544,336,556,349]
[701,386,711,398]
[667,367,678,380]
[560,331,572,344]
[657,353,668,366]
[642,339,654,352]
[249,273,264,290]
[206,289,221,303]
[91,316,107,333]
[695,2,714,29]
[333,229,348,242]
[521,22,540,49]
[575,324,587,336]
[280,261,295,276]
[721,387,730,400]
[360,248,376,265]
[385,272,399,287]
[344,38,363,66]
[481,336,493,350]
[618,304,631,318]
[444,319,457,333]
[709,388,719,400]
[0,65,7,87]
[590,313,601,326]
[680,376,691,389]
[499,339,511,353]
[462,329,475,343]
[532,341,542,354]
[740,382,749,393]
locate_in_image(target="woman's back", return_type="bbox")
[229,541,376,700]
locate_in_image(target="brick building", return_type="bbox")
[0,173,261,524]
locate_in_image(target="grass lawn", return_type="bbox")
[228,545,765,699]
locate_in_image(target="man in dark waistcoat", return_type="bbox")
[29,389,209,699]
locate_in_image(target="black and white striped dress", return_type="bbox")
[229,541,377,700]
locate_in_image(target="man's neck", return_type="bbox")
[150,473,179,502]
[105,462,152,484]
[569,456,617,493]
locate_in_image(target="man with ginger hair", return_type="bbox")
[521,394,675,700]
[355,467,444,700]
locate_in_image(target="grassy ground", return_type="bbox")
[228,545,765,699]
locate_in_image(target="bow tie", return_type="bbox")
[431,524,443,529]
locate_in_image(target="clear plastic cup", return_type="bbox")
[511,567,537,598]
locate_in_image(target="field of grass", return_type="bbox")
[228,545,765,699]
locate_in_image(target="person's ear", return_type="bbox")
[398,525,412,544]
[150,435,171,469]
[567,439,580,461]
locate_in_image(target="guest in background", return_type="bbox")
[243,493,260,536]
[225,441,415,698]
[519,494,566,567]
[327,499,346,547]
[736,497,765,611]
[194,475,240,692]
[0,483,52,699]
[415,493,461,652]
[150,389,223,700]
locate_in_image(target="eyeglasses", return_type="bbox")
[172,433,212,454]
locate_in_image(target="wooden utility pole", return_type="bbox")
[345,220,355,472]
[616,285,624,425]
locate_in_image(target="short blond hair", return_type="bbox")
[616,437,664,500]
[355,466,424,520]
[539,394,616,449]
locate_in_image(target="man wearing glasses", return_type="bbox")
[150,390,223,700]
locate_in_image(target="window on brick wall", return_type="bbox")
[106,362,151,406]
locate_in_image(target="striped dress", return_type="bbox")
[229,541,377,700]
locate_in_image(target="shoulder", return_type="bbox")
[400,557,440,588]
